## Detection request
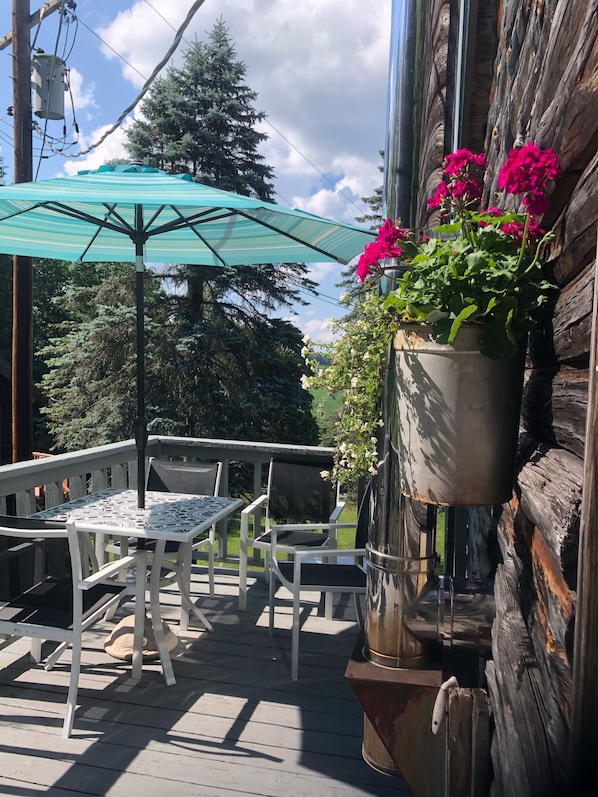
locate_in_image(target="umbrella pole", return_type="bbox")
[134,247,147,509]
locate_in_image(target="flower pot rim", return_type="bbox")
[394,322,487,353]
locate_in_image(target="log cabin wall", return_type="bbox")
[391,0,597,794]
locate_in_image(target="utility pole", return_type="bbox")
[11,0,34,463]
[5,0,67,462]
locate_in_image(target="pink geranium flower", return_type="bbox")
[444,149,487,175]
[355,143,560,360]
[498,142,561,217]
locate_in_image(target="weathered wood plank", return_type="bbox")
[549,154,598,286]
[551,260,594,362]
[517,438,582,581]
[0,571,403,797]
[486,500,569,797]
[569,238,598,790]
[522,364,588,458]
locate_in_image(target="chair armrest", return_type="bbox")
[269,521,355,533]
[241,493,268,516]
[329,501,346,523]
[79,550,146,590]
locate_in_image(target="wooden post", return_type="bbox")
[568,234,598,788]
[11,0,33,462]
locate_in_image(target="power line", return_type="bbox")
[139,1,369,217]
[57,0,209,158]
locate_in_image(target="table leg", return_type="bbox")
[176,541,213,633]
[148,539,176,686]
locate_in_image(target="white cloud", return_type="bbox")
[67,67,98,119]
[302,316,339,344]
[60,120,131,177]
[94,0,390,223]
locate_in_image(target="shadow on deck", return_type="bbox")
[0,569,412,796]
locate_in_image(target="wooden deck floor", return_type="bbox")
[0,569,411,796]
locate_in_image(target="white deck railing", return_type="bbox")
[0,436,335,558]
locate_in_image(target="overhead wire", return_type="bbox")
[69,0,370,216]
[57,0,209,157]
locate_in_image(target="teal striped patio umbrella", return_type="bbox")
[0,164,375,506]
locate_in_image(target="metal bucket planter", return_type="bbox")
[393,323,525,506]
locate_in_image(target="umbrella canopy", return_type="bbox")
[0,164,375,506]
[0,163,373,266]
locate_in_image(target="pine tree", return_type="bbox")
[126,18,274,200]
[40,20,319,453]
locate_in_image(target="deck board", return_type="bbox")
[0,569,411,796]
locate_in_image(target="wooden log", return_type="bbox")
[551,260,594,363]
[446,688,491,797]
[549,368,588,457]
[569,235,598,789]
[464,1,499,153]
[483,1,598,231]
[517,439,582,582]
[548,155,598,286]
[535,1,598,174]
[485,499,570,797]
[416,1,450,228]
[522,365,588,459]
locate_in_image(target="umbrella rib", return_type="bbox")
[45,201,135,236]
[159,206,230,265]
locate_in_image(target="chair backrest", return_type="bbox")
[146,457,222,497]
[267,458,337,524]
[0,515,70,602]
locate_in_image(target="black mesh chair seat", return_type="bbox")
[0,577,123,627]
[255,530,328,548]
[278,561,367,589]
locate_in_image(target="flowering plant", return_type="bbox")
[304,143,561,485]
[302,289,393,487]
[358,142,561,359]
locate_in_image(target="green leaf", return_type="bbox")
[448,305,480,344]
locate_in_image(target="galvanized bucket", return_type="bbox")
[393,324,525,506]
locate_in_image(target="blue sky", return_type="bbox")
[0,0,390,341]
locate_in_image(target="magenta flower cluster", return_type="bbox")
[357,142,561,283]
[497,143,562,216]
[356,218,408,282]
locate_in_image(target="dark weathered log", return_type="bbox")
[522,365,588,459]
[535,2,598,174]
[550,368,588,457]
[486,500,570,797]
[415,1,450,228]
[548,154,598,286]
[551,260,594,362]
[464,1,499,153]
[517,439,582,583]
[446,688,491,797]
[569,244,598,788]
[466,506,501,579]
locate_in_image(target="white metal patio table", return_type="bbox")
[34,488,243,685]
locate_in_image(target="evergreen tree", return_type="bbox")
[40,20,319,452]
[126,18,274,199]
[40,262,169,450]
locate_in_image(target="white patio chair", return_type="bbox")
[267,484,371,680]
[0,515,146,738]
